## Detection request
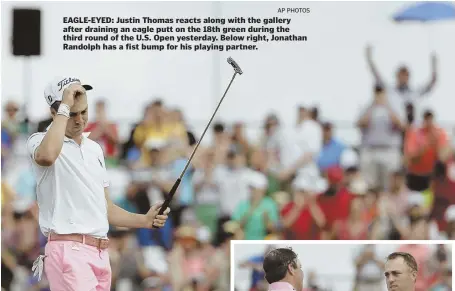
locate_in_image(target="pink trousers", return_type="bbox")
[44,240,111,291]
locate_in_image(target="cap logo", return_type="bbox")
[57,77,81,91]
[47,95,53,103]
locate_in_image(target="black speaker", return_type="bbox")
[12,8,41,56]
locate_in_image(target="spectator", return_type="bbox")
[166,108,189,148]
[231,122,251,157]
[232,171,279,240]
[389,193,431,240]
[215,150,251,232]
[238,245,276,291]
[366,45,438,125]
[280,176,327,240]
[281,105,322,183]
[428,148,455,234]
[249,148,281,197]
[261,113,299,175]
[133,100,173,163]
[193,149,224,235]
[317,122,347,171]
[357,85,404,191]
[205,224,233,291]
[85,99,119,165]
[332,187,371,240]
[353,245,384,291]
[109,229,154,291]
[427,245,452,291]
[211,122,231,165]
[168,225,209,290]
[404,110,451,192]
[375,171,410,239]
[2,100,21,142]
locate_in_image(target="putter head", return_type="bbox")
[227,57,243,75]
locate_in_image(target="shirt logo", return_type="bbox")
[57,77,80,91]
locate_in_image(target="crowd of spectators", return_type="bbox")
[1,47,454,290]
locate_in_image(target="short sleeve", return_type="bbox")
[26,133,45,161]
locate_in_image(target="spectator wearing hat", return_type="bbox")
[389,192,431,240]
[168,225,209,290]
[232,171,279,240]
[357,85,405,191]
[280,175,327,240]
[331,178,372,240]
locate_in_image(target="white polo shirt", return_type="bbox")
[26,131,110,238]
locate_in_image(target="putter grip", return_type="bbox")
[227,57,243,75]
[152,178,181,228]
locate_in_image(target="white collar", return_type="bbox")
[45,123,91,142]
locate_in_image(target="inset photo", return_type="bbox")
[231,241,452,291]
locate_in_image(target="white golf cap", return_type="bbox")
[445,205,455,222]
[13,198,35,213]
[340,148,359,169]
[293,174,328,194]
[44,76,93,106]
[407,192,425,207]
[248,170,268,189]
[348,177,368,195]
[144,138,168,150]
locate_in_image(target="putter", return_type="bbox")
[153,57,243,227]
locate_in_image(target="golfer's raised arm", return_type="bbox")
[33,84,82,166]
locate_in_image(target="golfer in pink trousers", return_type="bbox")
[27,76,170,291]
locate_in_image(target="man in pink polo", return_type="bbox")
[27,77,170,291]
[262,247,304,291]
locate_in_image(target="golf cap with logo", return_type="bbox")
[44,76,93,106]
